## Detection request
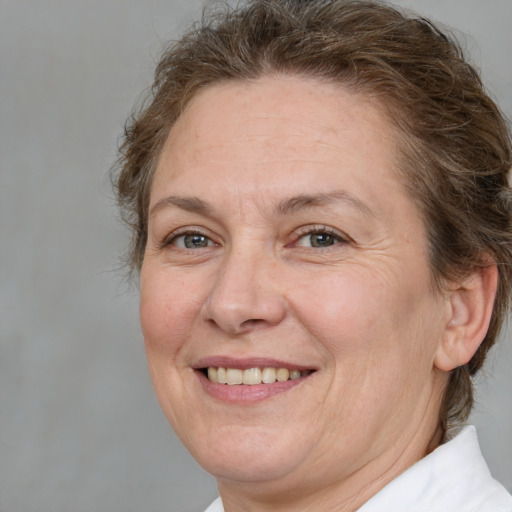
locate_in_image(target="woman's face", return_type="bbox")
[140,76,450,496]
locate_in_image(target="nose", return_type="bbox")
[202,246,286,335]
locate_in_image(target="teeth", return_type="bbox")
[289,370,301,380]
[276,368,289,382]
[207,367,218,383]
[261,367,277,384]
[217,367,227,384]
[205,367,311,385]
[242,367,262,385]
[226,368,243,385]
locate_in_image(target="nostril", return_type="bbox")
[205,316,278,335]
[241,318,266,327]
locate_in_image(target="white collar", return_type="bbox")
[205,426,511,512]
[357,425,512,512]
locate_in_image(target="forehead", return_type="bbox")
[151,76,407,218]
[163,77,392,157]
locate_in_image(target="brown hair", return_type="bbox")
[113,0,512,427]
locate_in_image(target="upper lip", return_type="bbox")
[192,356,316,371]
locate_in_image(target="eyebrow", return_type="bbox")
[276,191,376,218]
[149,190,375,219]
[149,196,215,218]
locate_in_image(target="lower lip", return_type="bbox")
[196,371,311,404]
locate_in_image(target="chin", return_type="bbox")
[183,422,310,484]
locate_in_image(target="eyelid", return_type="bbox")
[160,226,218,249]
[291,224,352,246]
[158,224,351,250]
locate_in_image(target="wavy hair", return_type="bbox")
[113,0,512,428]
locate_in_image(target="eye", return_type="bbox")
[294,228,347,248]
[168,232,217,249]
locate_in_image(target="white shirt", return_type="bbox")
[204,426,512,511]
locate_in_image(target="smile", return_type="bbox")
[205,367,313,385]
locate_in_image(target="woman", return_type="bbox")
[114,0,512,510]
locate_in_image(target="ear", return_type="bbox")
[434,263,498,372]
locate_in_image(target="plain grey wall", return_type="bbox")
[1,1,510,511]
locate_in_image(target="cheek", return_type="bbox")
[139,267,202,358]
[291,262,440,373]
[290,269,396,349]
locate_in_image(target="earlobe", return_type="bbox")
[434,264,498,372]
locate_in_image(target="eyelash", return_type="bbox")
[160,228,218,250]
[160,224,350,251]
[290,225,350,249]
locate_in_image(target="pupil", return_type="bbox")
[184,234,208,248]
[311,233,334,247]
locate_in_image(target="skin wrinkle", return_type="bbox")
[149,191,378,238]
[110,2,512,507]
[140,77,456,511]
[147,193,387,254]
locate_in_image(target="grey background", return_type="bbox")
[1,1,511,511]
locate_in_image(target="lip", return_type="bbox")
[196,370,313,403]
[192,357,317,404]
